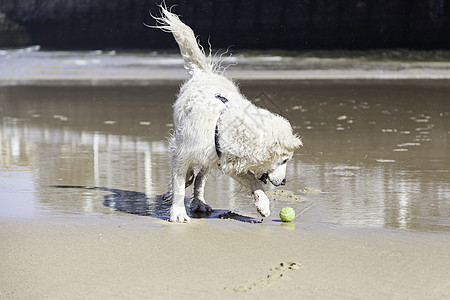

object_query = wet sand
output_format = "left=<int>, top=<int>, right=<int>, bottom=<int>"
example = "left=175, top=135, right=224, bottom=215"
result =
left=1, top=82, right=448, bottom=231
left=1, top=52, right=450, bottom=298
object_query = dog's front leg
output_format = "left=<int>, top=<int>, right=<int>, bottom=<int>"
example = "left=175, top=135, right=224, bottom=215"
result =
left=170, top=171, right=190, bottom=222
left=231, top=172, right=271, bottom=217
left=253, top=189, right=271, bottom=217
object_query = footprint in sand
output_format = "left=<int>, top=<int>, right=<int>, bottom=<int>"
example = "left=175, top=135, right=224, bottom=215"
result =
left=225, top=262, right=302, bottom=292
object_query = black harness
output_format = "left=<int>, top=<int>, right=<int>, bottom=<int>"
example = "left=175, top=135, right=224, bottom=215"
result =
left=214, top=94, right=228, bottom=159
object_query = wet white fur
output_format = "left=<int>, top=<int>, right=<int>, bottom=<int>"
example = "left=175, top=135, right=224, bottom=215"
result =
left=154, top=5, right=302, bottom=222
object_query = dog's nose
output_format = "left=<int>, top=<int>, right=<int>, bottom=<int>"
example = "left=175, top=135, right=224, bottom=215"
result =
left=280, top=179, right=286, bottom=185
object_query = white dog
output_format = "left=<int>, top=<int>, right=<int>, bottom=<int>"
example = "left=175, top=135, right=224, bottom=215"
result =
left=154, top=6, right=302, bottom=222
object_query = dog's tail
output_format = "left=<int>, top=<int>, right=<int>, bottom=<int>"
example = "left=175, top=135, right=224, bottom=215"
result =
left=152, top=5, right=212, bottom=75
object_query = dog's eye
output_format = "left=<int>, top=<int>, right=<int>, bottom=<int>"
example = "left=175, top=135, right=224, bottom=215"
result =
left=282, top=159, right=288, bottom=164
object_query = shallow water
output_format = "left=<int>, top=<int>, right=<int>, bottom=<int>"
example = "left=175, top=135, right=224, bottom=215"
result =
left=2, top=47, right=450, bottom=83
left=0, top=81, right=449, bottom=232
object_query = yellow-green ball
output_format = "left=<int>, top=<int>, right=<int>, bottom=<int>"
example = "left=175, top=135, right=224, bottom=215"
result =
left=280, top=207, right=295, bottom=222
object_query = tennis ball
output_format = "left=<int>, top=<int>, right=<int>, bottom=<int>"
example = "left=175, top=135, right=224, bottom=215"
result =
left=279, top=207, right=295, bottom=222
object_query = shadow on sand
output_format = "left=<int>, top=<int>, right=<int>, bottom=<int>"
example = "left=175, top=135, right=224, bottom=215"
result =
left=52, top=186, right=260, bottom=223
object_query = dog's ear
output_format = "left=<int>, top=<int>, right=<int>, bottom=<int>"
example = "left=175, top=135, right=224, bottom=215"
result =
left=276, top=134, right=302, bottom=151
left=270, top=116, right=303, bottom=151
left=292, top=135, right=303, bottom=149
left=267, top=135, right=302, bottom=160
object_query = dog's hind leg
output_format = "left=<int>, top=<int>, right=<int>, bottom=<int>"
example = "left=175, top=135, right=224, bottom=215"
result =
left=185, top=167, right=195, bottom=188
left=191, top=168, right=213, bottom=213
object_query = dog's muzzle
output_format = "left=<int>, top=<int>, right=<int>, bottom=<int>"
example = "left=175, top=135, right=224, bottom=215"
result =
left=259, top=173, right=286, bottom=186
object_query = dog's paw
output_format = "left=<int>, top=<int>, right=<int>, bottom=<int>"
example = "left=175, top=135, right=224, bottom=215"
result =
left=192, top=199, right=213, bottom=213
left=170, top=206, right=191, bottom=223
left=254, top=190, right=271, bottom=217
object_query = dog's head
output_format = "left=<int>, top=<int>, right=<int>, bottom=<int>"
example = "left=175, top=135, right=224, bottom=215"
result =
left=256, top=120, right=302, bottom=186
left=218, top=105, right=302, bottom=185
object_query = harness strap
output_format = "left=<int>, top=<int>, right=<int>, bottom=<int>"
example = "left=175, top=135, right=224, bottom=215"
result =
left=214, top=94, right=229, bottom=159
left=214, top=123, right=222, bottom=158
left=215, top=94, right=229, bottom=104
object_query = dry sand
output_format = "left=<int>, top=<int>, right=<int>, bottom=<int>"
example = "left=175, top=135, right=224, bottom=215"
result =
left=1, top=216, right=449, bottom=299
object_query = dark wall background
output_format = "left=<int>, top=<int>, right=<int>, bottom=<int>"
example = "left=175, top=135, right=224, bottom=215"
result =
left=1, top=0, right=449, bottom=50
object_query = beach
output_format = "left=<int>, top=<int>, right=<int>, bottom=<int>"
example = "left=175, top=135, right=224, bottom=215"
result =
left=0, top=49, right=449, bottom=299
left=2, top=216, right=450, bottom=299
